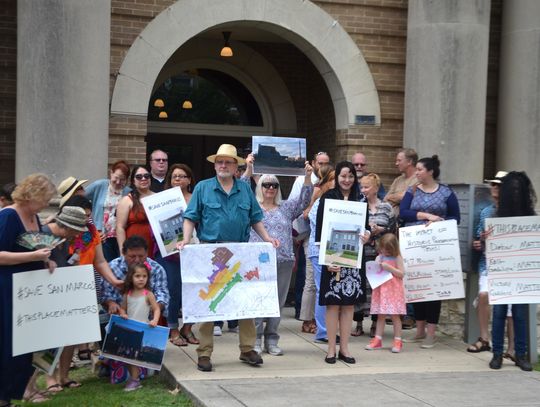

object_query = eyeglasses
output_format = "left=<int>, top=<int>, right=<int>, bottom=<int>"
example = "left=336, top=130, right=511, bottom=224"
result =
left=172, top=174, right=189, bottom=179
left=134, top=173, right=151, bottom=180
left=215, top=160, right=236, bottom=166
left=354, top=163, right=367, bottom=167
left=262, top=183, right=279, bottom=189
left=152, top=158, right=168, bottom=163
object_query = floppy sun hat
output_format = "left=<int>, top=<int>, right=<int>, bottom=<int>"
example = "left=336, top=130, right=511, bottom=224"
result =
left=484, top=171, right=508, bottom=184
left=58, top=176, right=88, bottom=207
left=54, top=206, right=88, bottom=232
left=207, top=144, right=246, bottom=165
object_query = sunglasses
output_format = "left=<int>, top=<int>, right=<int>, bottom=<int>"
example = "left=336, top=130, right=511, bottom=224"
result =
left=134, top=173, right=151, bottom=180
left=262, top=183, right=279, bottom=190
left=152, top=158, right=168, bottom=163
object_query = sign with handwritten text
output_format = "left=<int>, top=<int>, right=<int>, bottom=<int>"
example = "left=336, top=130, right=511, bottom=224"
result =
left=12, top=265, right=100, bottom=356
left=399, top=220, right=464, bottom=303
left=486, top=216, right=540, bottom=304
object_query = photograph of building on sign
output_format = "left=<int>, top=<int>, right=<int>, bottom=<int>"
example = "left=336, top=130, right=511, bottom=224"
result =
left=252, top=135, right=306, bottom=176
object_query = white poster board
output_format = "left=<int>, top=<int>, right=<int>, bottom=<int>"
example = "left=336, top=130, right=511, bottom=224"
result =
left=486, top=216, right=540, bottom=304
left=180, top=242, right=279, bottom=323
left=13, top=265, right=100, bottom=356
left=252, top=135, right=307, bottom=177
left=141, top=187, right=187, bottom=258
left=319, top=199, right=367, bottom=268
left=399, top=220, right=464, bottom=303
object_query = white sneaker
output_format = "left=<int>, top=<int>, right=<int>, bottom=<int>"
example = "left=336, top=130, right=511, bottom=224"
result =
left=254, top=339, right=262, bottom=354
left=213, top=326, right=222, bottom=336
left=265, top=344, right=283, bottom=356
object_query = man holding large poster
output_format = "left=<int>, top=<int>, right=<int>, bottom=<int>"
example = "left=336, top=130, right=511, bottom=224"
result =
left=178, top=144, right=279, bottom=372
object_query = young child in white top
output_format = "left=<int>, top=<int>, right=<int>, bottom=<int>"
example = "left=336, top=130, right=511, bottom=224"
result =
left=119, top=262, right=160, bottom=391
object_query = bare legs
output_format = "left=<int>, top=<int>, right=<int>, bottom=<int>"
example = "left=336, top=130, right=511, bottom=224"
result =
left=325, top=305, right=354, bottom=357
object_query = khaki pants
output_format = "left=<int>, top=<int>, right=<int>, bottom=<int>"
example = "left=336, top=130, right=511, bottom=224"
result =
left=197, top=319, right=256, bottom=358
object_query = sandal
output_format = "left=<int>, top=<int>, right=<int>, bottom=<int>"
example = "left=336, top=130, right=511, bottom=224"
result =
left=78, top=349, right=92, bottom=361
left=467, top=337, right=491, bottom=353
left=181, top=330, right=200, bottom=345
left=24, top=391, right=50, bottom=403
left=351, top=325, right=364, bottom=337
left=169, top=335, right=188, bottom=347
left=503, top=352, right=516, bottom=363
left=46, top=384, right=63, bottom=394
left=301, top=321, right=312, bottom=333
left=61, top=380, right=82, bottom=389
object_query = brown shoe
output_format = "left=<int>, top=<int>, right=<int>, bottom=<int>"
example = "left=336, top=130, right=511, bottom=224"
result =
left=239, top=350, right=263, bottom=365
left=197, top=356, right=212, bottom=372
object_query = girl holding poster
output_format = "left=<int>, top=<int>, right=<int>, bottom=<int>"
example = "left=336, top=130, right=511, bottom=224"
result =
left=365, top=233, right=406, bottom=353
left=315, top=161, right=370, bottom=364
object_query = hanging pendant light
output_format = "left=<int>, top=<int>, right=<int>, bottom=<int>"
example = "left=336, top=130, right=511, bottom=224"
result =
left=182, top=100, right=193, bottom=109
left=153, top=98, right=165, bottom=108
left=220, top=31, right=233, bottom=57
left=158, top=111, right=168, bottom=119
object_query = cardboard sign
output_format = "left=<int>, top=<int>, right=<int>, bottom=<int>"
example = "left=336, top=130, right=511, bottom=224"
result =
left=141, top=187, right=187, bottom=258
left=13, top=265, right=100, bottom=356
left=180, top=242, right=279, bottom=323
left=399, top=220, right=464, bottom=303
left=486, top=216, right=540, bottom=304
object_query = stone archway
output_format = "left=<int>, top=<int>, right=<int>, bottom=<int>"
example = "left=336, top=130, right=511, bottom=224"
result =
left=110, top=0, right=380, bottom=129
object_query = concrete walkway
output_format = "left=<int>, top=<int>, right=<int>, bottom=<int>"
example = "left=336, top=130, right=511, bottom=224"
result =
left=162, top=309, right=540, bottom=406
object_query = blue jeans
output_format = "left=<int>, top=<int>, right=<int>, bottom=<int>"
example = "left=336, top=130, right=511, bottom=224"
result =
left=492, top=303, right=528, bottom=356
left=155, top=252, right=180, bottom=328
left=310, top=255, right=327, bottom=340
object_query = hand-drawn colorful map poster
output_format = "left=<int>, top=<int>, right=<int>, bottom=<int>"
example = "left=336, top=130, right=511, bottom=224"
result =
left=486, top=216, right=540, bottom=305
left=399, top=220, right=464, bottom=303
left=180, top=242, right=279, bottom=323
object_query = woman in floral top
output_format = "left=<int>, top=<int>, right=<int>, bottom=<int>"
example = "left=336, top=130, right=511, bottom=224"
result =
left=249, top=163, right=313, bottom=356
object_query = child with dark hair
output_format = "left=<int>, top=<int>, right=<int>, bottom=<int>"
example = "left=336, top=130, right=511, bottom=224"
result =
left=0, top=183, right=16, bottom=208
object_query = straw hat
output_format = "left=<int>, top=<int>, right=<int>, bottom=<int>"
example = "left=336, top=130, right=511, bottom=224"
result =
left=207, top=144, right=245, bottom=165
left=55, top=206, right=88, bottom=232
left=58, top=176, right=87, bottom=207
left=484, top=171, right=508, bottom=184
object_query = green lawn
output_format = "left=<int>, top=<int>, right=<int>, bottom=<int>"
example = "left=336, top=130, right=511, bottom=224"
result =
left=16, top=365, right=193, bottom=407
left=339, top=252, right=358, bottom=260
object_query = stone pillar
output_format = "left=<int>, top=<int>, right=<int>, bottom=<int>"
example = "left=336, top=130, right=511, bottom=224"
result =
left=497, top=1, right=540, bottom=199
left=403, top=0, right=491, bottom=184
left=16, top=0, right=110, bottom=184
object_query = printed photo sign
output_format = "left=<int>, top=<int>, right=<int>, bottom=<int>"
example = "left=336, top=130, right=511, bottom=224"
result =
left=142, top=187, right=187, bottom=258
left=486, top=216, right=540, bottom=304
left=180, top=242, right=279, bottom=323
left=318, top=199, right=367, bottom=268
left=252, top=135, right=307, bottom=177
left=399, top=220, right=464, bottom=303
left=12, top=265, right=100, bottom=356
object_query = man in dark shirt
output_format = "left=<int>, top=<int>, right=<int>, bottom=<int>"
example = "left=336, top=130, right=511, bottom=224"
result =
left=148, top=149, right=168, bottom=192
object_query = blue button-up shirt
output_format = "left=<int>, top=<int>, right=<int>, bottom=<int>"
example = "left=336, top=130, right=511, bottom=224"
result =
left=101, top=256, right=170, bottom=317
left=183, top=176, right=263, bottom=242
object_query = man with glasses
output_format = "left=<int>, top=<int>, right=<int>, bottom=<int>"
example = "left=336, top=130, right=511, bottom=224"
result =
left=149, top=149, right=169, bottom=192
left=351, top=152, right=386, bottom=199
left=178, top=144, right=279, bottom=372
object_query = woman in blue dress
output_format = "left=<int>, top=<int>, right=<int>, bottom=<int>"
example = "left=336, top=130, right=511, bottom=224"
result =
left=0, top=174, right=56, bottom=406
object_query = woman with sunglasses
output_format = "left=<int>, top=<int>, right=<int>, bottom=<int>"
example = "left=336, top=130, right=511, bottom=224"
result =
left=116, top=165, right=155, bottom=258
left=249, top=163, right=313, bottom=356
left=158, top=163, right=199, bottom=347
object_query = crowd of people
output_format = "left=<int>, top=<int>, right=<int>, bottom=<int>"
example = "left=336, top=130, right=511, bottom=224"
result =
left=0, top=143, right=537, bottom=404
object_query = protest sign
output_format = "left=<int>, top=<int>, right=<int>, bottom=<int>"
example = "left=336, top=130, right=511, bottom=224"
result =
left=141, top=187, right=187, bottom=258
left=102, top=315, right=169, bottom=370
left=486, top=216, right=540, bottom=304
left=366, top=260, right=393, bottom=289
left=12, top=265, right=100, bottom=356
left=399, top=220, right=464, bottom=303
left=180, top=242, right=279, bottom=323
left=252, top=135, right=307, bottom=176
left=319, top=199, right=367, bottom=268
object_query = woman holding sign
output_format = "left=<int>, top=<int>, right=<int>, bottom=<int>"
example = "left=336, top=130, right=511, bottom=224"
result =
left=489, top=171, right=537, bottom=372
left=399, top=155, right=460, bottom=348
left=315, top=161, right=370, bottom=364
left=0, top=174, right=56, bottom=406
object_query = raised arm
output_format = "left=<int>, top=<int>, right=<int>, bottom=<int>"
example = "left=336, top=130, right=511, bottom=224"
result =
left=115, top=195, right=132, bottom=253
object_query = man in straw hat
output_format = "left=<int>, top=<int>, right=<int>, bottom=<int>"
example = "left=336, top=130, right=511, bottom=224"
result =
left=178, top=144, right=280, bottom=372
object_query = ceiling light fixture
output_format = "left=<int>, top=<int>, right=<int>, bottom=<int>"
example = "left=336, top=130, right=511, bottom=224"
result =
left=158, top=111, right=168, bottom=119
left=153, top=98, right=164, bottom=108
left=220, top=31, right=233, bottom=57
left=182, top=100, right=193, bottom=109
